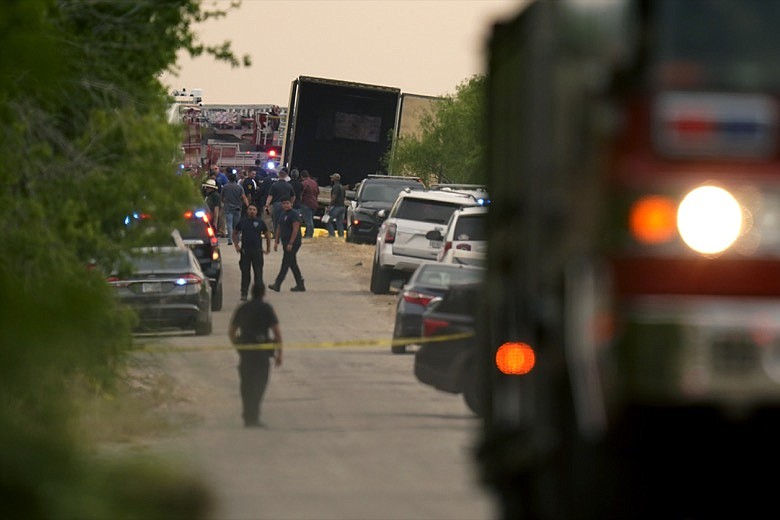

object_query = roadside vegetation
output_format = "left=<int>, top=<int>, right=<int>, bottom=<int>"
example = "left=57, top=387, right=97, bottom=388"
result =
left=0, top=1, right=247, bottom=517
left=384, top=74, right=486, bottom=185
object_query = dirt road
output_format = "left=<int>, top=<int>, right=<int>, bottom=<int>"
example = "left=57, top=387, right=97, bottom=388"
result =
left=132, top=236, right=496, bottom=520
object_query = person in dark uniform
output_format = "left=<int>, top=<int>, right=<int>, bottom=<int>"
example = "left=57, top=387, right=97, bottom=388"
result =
left=232, top=204, right=271, bottom=301
left=289, top=168, right=303, bottom=210
left=228, top=283, right=282, bottom=427
left=265, top=168, right=295, bottom=233
left=268, top=197, right=305, bottom=292
left=240, top=169, right=258, bottom=216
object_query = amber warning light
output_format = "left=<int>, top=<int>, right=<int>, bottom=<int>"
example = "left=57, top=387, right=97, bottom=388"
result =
left=495, top=342, right=536, bottom=375
left=629, top=195, right=677, bottom=245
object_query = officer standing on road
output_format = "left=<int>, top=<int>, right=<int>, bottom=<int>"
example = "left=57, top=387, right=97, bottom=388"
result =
left=228, top=283, right=282, bottom=428
left=268, top=197, right=305, bottom=292
left=233, top=204, right=271, bottom=301
left=265, top=167, right=295, bottom=233
left=240, top=169, right=258, bottom=216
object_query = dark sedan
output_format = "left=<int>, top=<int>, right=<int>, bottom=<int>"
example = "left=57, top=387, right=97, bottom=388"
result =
left=414, top=282, right=482, bottom=415
left=391, top=263, right=483, bottom=354
left=180, top=209, right=223, bottom=311
left=108, top=247, right=213, bottom=335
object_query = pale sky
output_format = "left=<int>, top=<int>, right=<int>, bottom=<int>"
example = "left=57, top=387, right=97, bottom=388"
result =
left=161, top=0, right=524, bottom=107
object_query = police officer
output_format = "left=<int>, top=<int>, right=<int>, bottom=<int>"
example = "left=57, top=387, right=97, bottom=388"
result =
left=228, top=283, right=283, bottom=427
left=268, top=197, right=305, bottom=292
left=232, top=204, right=271, bottom=301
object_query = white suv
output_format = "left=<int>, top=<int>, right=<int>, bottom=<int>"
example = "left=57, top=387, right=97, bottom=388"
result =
left=429, top=205, right=487, bottom=266
left=370, top=187, right=488, bottom=294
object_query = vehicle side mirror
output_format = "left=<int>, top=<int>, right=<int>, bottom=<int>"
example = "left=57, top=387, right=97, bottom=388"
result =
left=425, top=230, right=443, bottom=241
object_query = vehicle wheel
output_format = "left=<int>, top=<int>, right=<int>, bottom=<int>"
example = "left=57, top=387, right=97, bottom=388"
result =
left=370, top=259, right=392, bottom=294
left=195, top=318, right=212, bottom=336
left=391, top=342, right=407, bottom=354
left=345, top=223, right=355, bottom=243
left=461, top=363, right=484, bottom=416
left=211, top=283, right=223, bottom=311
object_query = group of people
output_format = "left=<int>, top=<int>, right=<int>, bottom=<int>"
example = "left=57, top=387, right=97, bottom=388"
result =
left=203, top=162, right=349, bottom=301
left=217, top=165, right=350, bottom=429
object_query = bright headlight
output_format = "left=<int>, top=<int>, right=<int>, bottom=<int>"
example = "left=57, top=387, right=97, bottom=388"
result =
left=677, top=186, right=742, bottom=254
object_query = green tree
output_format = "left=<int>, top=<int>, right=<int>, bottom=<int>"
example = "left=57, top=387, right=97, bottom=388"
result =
left=385, top=75, right=486, bottom=185
left=0, top=1, right=248, bottom=517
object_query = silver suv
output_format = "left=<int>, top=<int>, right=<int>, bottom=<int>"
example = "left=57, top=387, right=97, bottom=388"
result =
left=370, top=186, right=488, bottom=294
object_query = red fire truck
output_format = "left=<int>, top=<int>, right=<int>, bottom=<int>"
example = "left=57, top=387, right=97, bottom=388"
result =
left=480, top=0, right=780, bottom=517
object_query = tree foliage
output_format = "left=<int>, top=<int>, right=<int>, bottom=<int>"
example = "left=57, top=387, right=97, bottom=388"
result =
left=0, top=1, right=248, bottom=516
left=385, top=75, right=486, bottom=185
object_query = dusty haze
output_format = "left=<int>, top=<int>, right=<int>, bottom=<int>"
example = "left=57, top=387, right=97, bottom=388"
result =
left=161, top=0, right=523, bottom=106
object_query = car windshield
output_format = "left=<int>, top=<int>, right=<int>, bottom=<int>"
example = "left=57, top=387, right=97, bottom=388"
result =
left=416, top=266, right=484, bottom=287
left=362, top=183, right=421, bottom=203
left=126, top=251, right=191, bottom=271
left=453, top=214, right=487, bottom=241
left=396, top=199, right=462, bottom=224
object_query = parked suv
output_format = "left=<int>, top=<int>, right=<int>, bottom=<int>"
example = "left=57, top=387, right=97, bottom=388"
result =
left=180, top=209, right=223, bottom=311
left=346, top=175, right=425, bottom=244
left=427, top=205, right=488, bottom=266
left=370, top=187, right=488, bottom=294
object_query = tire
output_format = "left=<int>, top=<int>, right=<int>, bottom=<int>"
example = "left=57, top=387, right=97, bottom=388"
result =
left=195, top=317, right=212, bottom=336
left=211, top=282, right=223, bottom=311
left=345, top=222, right=355, bottom=243
left=370, top=259, right=392, bottom=294
left=391, top=342, right=407, bottom=354
left=461, top=363, right=484, bottom=416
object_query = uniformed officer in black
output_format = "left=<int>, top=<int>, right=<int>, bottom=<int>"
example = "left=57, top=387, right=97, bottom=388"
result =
left=268, top=197, right=305, bottom=292
left=232, top=204, right=271, bottom=301
left=240, top=169, right=258, bottom=216
left=228, top=283, right=283, bottom=427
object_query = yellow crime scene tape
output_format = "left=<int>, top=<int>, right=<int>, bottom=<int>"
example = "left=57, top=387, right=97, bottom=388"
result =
left=131, top=332, right=475, bottom=354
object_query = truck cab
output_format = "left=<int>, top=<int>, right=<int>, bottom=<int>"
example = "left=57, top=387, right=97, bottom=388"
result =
left=479, top=0, right=780, bottom=517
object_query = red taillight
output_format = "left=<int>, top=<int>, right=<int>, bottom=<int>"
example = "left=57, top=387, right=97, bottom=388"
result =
left=206, top=225, right=218, bottom=247
left=178, top=274, right=203, bottom=285
left=184, top=210, right=194, bottom=219
left=402, top=290, right=434, bottom=307
left=441, top=241, right=452, bottom=255
left=495, top=342, right=536, bottom=375
left=423, top=318, right=450, bottom=337
left=106, top=277, right=129, bottom=288
left=384, top=223, right=397, bottom=244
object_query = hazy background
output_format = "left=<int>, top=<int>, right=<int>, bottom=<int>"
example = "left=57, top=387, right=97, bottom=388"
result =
left=161, top=0, right=523, bottom=106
